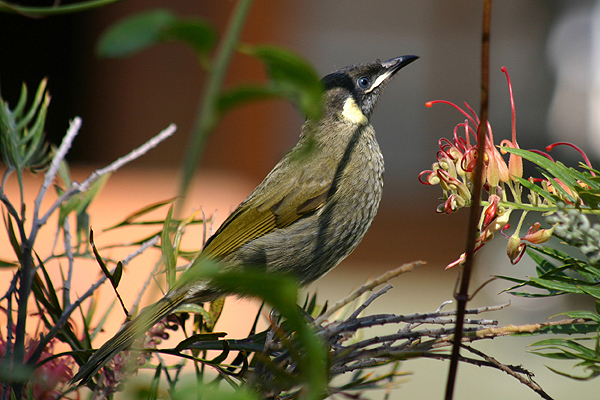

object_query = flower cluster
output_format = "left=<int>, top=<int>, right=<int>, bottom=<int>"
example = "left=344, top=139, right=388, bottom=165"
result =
left=0, top=320, right=75, bottom=400
left=420, top=67, right=556, bottom=267
left=94, top=314, right=180, bottom=396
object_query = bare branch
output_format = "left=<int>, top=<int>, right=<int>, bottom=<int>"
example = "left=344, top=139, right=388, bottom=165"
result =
left=315, top=261, right=422, bottom=325
left=37, top=124, right=177, bottom=228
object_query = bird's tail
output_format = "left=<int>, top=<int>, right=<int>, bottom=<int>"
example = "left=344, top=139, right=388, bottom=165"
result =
left=70, top=290, right=187, bottom=386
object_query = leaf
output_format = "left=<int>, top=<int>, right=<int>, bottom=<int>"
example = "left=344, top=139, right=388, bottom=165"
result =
left=178, top=262, right=328, bottom=397
left=161, top=205, right=176, bottom=288
left=3, top=211, right=22, bottom=260
left=240, top=44, right=324, bottom=120
left=148, top=363, right=162, bottom=400
left=90, top=228, right=128, bottom=315
left=174, top=332, right=227, bottom=352
left=556, top=310, right=600, bottom=323
left=529, top=276, right=589, bottom=294
left=35, top=253, right=61, bottom=317
left=205, top=297, right=225, bottom=332
left=58, top=173, right=110, bottom=228
left=511, top=175, right=556, bottom=203
left=97, top=9, right=177, bottom=58
left=97, top=10, right=216, bottom=59
left=171, top=303, right=212, bottom=324
left=0, top=259, right=17, bottom=267
left=90, top=299, right=118, bottom=341
left=165, top=18, right=216, bottom=55
left=112, top=261, right=123, bottom=287
left=103, top=197, right=178, bottom=231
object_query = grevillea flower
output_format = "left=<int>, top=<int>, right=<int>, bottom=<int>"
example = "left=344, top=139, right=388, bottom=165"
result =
left=420, top=67, right=523, bottom=268
left=505, top=222, right=555, bottom=264
left=498, top=66, right=523, bottom=180
left=419, top=68, right=521, bottom=217
left=95, top=314, right=180, bottom=395
left=0, top=321, right=75, bottom=400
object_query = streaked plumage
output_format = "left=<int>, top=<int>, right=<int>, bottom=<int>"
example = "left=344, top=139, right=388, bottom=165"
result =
left=70, top=55, right=418, bottom=385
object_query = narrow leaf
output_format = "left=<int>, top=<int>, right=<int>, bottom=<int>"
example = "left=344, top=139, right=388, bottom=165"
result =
left=97, top=9, right=176, bottom=58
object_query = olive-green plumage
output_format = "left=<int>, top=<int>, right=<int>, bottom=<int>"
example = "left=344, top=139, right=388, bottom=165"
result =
left=70, top=55, right=418, bottom=385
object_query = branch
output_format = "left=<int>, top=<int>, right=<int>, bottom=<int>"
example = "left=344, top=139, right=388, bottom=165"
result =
left=315, top=261, right=422, bottom=325
left=37, top=124, right=176, bottom=228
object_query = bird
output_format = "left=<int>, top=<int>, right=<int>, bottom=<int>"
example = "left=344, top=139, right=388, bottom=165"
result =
left=70, top=54, right=418, bottom=385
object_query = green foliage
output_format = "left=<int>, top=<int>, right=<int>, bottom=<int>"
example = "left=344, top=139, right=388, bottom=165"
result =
left=529, top=337, right=600, bottom=380
left=503, top=147, right=600, bottom=211
left=499, top=246, right=600, bottom=298
left=97, top=9, right=216, bottom=59
left=0, top=79, right=52, bottom=179
left=494, top=147, right=600, bottom=381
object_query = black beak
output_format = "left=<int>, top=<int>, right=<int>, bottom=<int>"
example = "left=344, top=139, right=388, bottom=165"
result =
left=382, top=55, right=419, bottom=75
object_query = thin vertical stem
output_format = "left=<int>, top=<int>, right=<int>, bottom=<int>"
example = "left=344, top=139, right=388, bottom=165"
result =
left=445, top=1, right=492, bottom=399
left=178, top=0, right=254, bottom=200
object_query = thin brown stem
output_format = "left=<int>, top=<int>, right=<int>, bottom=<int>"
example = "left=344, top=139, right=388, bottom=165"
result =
left=445, top=1, right=492, bottom=399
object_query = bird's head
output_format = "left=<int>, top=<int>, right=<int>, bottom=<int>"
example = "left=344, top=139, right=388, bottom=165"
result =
left=321, top=55, right=418, bottom=124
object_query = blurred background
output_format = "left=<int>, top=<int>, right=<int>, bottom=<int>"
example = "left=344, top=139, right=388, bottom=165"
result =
left=2, top=0, right=600, bottom=398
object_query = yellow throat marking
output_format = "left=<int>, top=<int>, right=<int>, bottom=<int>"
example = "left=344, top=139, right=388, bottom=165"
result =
left=342, top=97, right=368, bottom=125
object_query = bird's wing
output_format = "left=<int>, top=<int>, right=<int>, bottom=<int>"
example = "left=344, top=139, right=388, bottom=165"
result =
left=202, top=171, right=333, bottom=258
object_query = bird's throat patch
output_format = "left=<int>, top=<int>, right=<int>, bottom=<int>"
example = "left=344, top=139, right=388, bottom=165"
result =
left=342, top=97, right=368, bottom=125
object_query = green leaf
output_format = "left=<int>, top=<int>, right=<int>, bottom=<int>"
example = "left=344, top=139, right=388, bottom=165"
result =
left=529, top=277, right=584, bottom=294
left=102, top=197, right=177, bottom=230
left=97, top=10, right=216, bottom=59
left=3, top=212, right=22, bottom=260
left=171, top=303, right=211, bottom=323
left=97, top=10, right=177, bottom=58
left=166, top=18, right=216, bottom=55
left=112, top=261, right=123, bottom=287
left=90, top=228, right=128, bottom=315
left=90, top=299, right=117, bottom=341
left=0, top=259, right=17, bottom=267
left=148, top=363, right=162, bottom=400
left=511, top=175, right=556, bottom=204
left=35, top=253, right=61, bottom=316
left=205, top=297, right=225, bottom=332
left=58, top=173, right=110, bottom=228
left=174, top=332, right=227, bottom=352
left=161, top=205, right=176, bottom=288
left=170, top=384, right=260, bottom=400
left=178, top=260, right=328, bottom=398
left=241, top=44, right=324, bottom=120
left=557, top=310, right=600, bottom=323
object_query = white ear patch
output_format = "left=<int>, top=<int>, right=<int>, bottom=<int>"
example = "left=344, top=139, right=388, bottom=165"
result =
left=364, top=69, right=394, bottom=94
left=342, top=97, right=368, bottom=125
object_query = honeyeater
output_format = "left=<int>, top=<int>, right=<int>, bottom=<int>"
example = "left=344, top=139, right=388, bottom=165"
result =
left=71, top=54, right=418, bottom=385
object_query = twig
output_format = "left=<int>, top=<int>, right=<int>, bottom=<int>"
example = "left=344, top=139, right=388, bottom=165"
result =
left=62, top=216, right=74, bottom=308
left=462, top=345, right=554, bottom=400
left=325, top=303, right=507, bottom=337
left=32, top=117, right=81, bottom=240
left=26, top=236, right=162, bottom=365
left=24, top=124, right=174, bottom=366
left=315, top=261, right=421, bottom=325
left=347, top=284, right=393, bottom=320
left=37, top=123, right=176, bottom=228
left=446, top=1, right=492, bottom=399
left=121, top=234, right=160, bottom=267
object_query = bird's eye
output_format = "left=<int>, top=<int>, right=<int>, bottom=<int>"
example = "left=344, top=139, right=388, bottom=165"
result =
left=357, top=76, right=371, bottom=89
